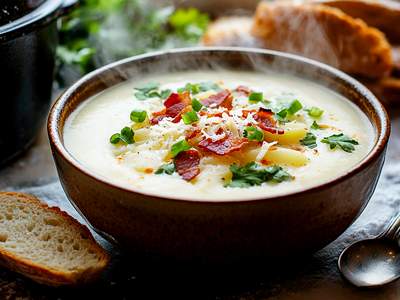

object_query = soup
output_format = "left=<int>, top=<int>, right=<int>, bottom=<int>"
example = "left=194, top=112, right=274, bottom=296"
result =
left=64, top=71, right=374, bottom=200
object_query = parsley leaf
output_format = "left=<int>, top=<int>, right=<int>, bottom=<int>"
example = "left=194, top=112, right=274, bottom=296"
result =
left=130, top=110, right=147, bottom=123
left=321, top=133, right=359, bottom=153
left=300, top=132, right=317, bottom=149
left=243, top=126, right=264, bottom=142
left=311, top=121, right=320, bottom=130
left=134, top=82, right=170, bottom=100
left=155, top=162, right=176, bottom=175
left=182, top=111, right=199, bottom=124
left=306, top=106, right=324, bottom=118
left=171, top=140, right=191, bottom=157
left=225, top=162, right=292, bottom=188
left=110, top=127, right=134, bottom=145
left=178, top=81, right=221, bottom=94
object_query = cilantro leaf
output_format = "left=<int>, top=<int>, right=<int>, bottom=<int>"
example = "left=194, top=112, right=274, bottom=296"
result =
left=130, top=110, right=147, bottom=123
left=225, top=162, right=292, bottom=188
left=321, top=133, right=359, bottom=153
left=300, top=132, right=317, bottom=149
left=171, top=140, right=191, bottom=157
left=182, top=111, right=199, bottom=124
left=243, top=126, right=264, bottom=142
left=306, top=106, right=324, bottom=118
left=155, top=162, right=176, bottom=175
left=110, top=127, right=134, bottom=145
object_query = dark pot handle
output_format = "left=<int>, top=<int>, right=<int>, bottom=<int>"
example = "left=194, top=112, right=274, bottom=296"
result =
left=58, top=0, right=79, bottom=17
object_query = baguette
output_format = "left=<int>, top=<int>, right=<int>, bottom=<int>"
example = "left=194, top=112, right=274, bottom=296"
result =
left=0, top=192, right=109, bottom=286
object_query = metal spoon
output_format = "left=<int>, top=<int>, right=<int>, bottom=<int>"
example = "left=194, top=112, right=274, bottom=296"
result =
left=338, top=213, right=400, bottom=288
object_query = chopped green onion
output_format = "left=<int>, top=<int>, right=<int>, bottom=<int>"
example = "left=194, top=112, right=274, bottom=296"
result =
left=130, top=110, right=147, bottom=123
left=243, top=126, right=264, bottom=142
left=192, top=98, right=203, bottom=112
left=171, top=140, right=191, bottom=157
left=182, top=111, right=199, bottom=124
left=288, top=100, right=303, bottom=115
left=307, top=106, right=324, bottom=118
left=249, top=92, right=263, bottom=102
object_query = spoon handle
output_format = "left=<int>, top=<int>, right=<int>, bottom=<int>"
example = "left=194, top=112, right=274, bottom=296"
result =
left=381, top=213, right=400, bottom=241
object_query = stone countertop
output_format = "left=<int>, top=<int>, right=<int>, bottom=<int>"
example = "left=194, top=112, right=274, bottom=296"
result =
left=0, top=108, right=399, bottom=300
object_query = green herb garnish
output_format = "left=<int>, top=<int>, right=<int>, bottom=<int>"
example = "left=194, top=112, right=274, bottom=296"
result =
left=306, top=106, right=324, bottom=118
left=276, top=99, right=303, bottom=121
left=134, top=82, right=171, bottom=100
left=300, top=132, right=317, bottom=149
left=243, top=126, right=264, bottom=142
left=110, top=127, right=134, bottom=145
left=311, top=121, right=321, bottom=130
left=182, top=111, right=199, bottom=124
left=155, top=162, right=176, bottom=175
left=171, top=140, right=191, bottom=157
left=130, top=110, right=147, bottom=123
left=192, top=98, right=203, bottom=112
left=178, top=81, right=220, bottom=94
left=321, top=133, right=359, bottom=153
left=248, top=92, right=263, bottom=102
left=226, top=162, right=292, bottom=188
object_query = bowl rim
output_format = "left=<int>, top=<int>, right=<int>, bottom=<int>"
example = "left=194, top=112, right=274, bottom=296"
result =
left=48, top=46, right=391, bottom=204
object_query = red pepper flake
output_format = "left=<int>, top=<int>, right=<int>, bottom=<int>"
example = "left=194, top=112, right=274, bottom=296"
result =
left=198, top=133, right=248, bottom=156
left=254, top=108, right=284, bottom=134
left=201, top=90, right=233, bottom=110
left=174, top=149, right=201, bottom=181
left=235, top=85, right=251, bottom=96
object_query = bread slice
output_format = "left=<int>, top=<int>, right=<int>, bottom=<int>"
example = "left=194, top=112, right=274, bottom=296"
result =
left=202, top=16, right=260, bottom=47
left=0, top=192, right=109, bottom=286
left=317, top=0, right=400, bottom=44
left=251, top=1, right=393, bottom=79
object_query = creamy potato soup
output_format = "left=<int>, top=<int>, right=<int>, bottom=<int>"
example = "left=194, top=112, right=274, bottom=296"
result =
left=64, top=71, right=374, bottom=200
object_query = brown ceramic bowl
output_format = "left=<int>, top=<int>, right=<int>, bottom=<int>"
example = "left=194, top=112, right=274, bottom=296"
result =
left=48, top=48, right=390, bottom=264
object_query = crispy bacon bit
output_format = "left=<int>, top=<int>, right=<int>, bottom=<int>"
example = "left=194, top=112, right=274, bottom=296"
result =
left=201, top=90, right=233, bottom=110
left=254, top=108, right=284, bottom=135
left=235, top=85, right=251, bottom=96
left=198, top=134, right=248, bottom=156
left=151, top=92, right=191, bottom=124
left=241, top=109, right=256, bottom=119
left=174, top=150, right=200, bottom=181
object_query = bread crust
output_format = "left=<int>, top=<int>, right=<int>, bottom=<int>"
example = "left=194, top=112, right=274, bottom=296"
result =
left=0, top=192, right=109, bottom=286
left=318, top=0, right=400, bottom=44
left=251, top=2, right=393, bottom=78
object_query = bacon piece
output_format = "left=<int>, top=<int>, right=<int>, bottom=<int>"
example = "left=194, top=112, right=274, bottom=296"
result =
left=151, top=92, right=191, bottom=124
left=201, top=90, right=233, bottom=110
left=235, top=85, right=251, bottom=96
left=254, top=108, right=284, bottom=134
left=174, top=150, right=201, bottom=181
left=198, top=134, right=248, bottom=156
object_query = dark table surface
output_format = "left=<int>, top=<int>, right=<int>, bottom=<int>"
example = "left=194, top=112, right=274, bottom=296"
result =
left=0, top=103, right=399, bottom=299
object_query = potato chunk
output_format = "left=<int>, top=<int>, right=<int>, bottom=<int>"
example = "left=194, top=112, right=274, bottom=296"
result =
left=264, top=147, right=308, bottom=167
left=264, top=123, right=307, bottom=144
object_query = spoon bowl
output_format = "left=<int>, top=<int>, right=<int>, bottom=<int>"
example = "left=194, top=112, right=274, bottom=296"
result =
left=339, top=238, right=400, bottom=287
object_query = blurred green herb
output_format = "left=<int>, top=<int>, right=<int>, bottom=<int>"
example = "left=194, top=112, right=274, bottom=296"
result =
left=57, top=0, right=209, bottom=84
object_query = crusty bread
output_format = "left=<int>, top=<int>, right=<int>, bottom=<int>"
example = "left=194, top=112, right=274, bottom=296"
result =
left=0, top=192, right=109, bottom=286
left=317, top=0, right=400, bottom=44
left=251, top=1, right=393, bottom=78
left=202, top=16, right=260, bottom=47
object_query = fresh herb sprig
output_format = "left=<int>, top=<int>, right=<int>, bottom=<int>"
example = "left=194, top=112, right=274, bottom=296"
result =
left=226, top=162, right=292, bottom=188
left=134, top=82, right=171, bottom=100
left=321, top=133, right=359, bottom=153
left=300, top=132, right=317, bottom=149
left=155, top=162, right=176, bottom=175
left=110, top=127, right=134, bottom=145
